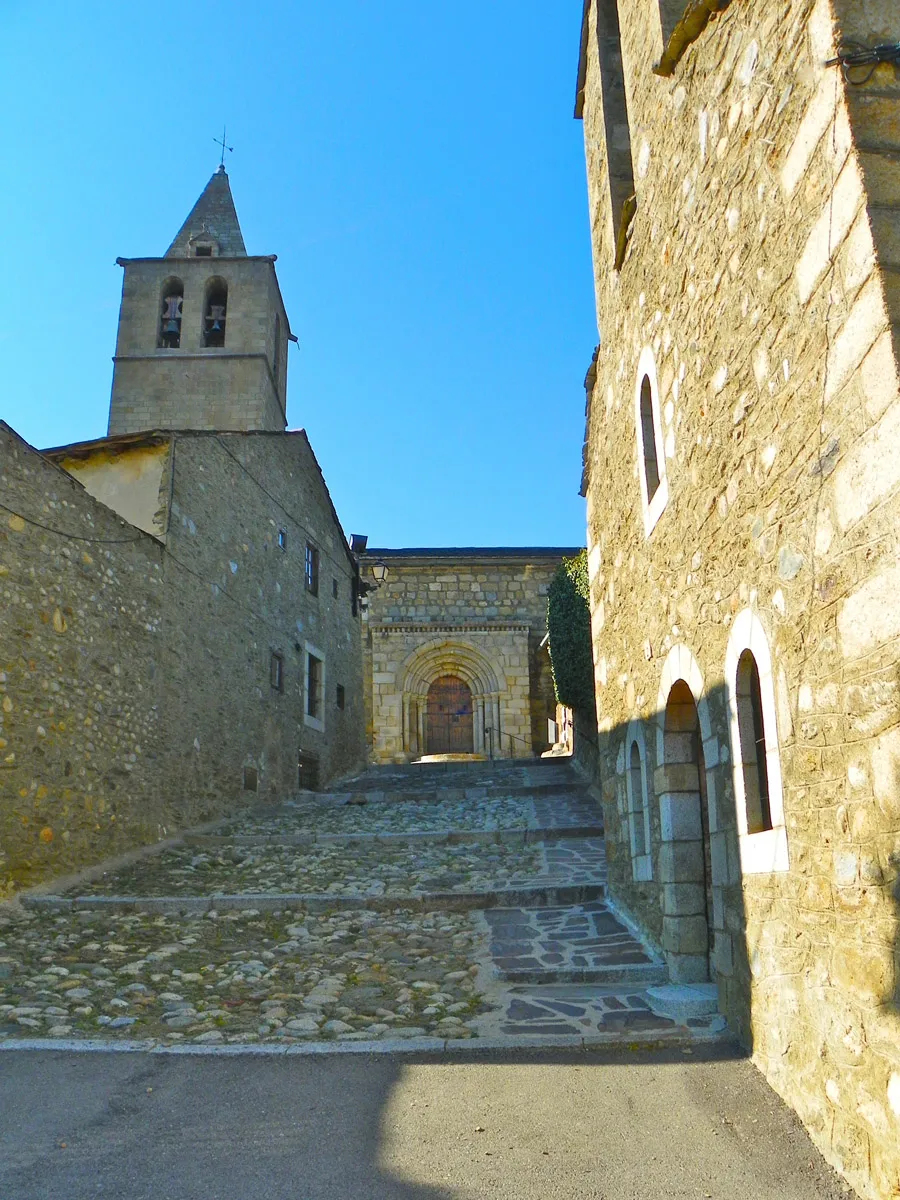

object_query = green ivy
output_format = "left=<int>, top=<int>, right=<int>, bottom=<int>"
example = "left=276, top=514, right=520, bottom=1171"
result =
left=547, top=550, right=596, bottom=715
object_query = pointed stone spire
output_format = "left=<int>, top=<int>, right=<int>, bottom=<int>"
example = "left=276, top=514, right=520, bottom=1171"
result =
left=165, top=165, right=247, bottom=258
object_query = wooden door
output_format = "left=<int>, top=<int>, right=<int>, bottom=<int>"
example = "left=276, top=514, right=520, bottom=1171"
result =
left=426, top=676, right=474, bottom=754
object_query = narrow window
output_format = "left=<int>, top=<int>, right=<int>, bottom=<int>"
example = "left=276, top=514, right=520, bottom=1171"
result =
left=305, top=544, right=319, bottom=595
left=277, top=528, right=287, bottom=551
left=595, top=1, right=637, bottom=270
left=307, top=653, right=322, bottom=718
left=629, top=741, right=647, bottom=856
left=336, top=684, right=346, bottom=710
left=203, top=278, right=228, bottom=348
left=736, top=650, right=773, bottom=833
left=270, top=651, right=284, bottom=693
left=332, top=577, right=339, bottom=599
left=242, top=765, right=258, bottom=792
left=158, top=278, right=184, bottom=349
left=658, top=0, right=684, bottom=43
left=639, top=375, right=661, bottom=501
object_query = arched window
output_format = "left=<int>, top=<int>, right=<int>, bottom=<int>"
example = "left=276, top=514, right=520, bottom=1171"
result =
left=158, top=278, right=184, bottom=349
left=725, top=610, right=789, bottom=874
left=203, top=278, right=228, bottom=348
left=735, top=651, right=773, bottom=834
left=634, top=347, right=669, bottom=535
left=625, top=722, right=653, bottom=881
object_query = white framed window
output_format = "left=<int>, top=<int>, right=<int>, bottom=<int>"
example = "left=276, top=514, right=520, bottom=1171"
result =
left=634, top=346, right=669, bottom=536
left=725, top=609, right=789, bottom=874
left=625, top=719, right=653, bottom=881
left=303, top=642, right=326, bottom=733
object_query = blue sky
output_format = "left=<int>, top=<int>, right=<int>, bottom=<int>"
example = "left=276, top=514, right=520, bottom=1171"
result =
left=0, top=1, right=596, bottom=548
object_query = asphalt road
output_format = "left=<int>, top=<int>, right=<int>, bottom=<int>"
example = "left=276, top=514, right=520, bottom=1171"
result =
left=0, top=1045, right=853, bottom=1199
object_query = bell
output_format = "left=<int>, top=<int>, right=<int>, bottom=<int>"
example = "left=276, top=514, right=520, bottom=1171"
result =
left=163, top=320, right=180, bottom=335
left=209, top=318, right=223, bottom=332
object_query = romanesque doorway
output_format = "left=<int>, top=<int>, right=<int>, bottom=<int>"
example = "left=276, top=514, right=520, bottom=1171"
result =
left=662, top=680, right=714, bottom=981
left=426, top=675, right=474, bottom=755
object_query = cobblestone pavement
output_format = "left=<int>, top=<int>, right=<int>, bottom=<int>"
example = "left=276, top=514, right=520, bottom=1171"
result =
left=0, top=759, right=726, bottom=1051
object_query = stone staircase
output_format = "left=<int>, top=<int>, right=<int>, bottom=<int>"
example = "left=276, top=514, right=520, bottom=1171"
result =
left=0, top=758, right=726, bottom=1051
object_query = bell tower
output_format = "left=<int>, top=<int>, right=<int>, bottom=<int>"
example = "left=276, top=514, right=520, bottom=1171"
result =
left=108, top=166, right=292, bottom=435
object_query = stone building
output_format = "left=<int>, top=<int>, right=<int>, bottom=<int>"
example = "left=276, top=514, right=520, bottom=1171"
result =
left=576, top=1, right=900, bottom=1195
left=358, top=547, right=580, bottom=762
left=0, top=169, right=365, bottom=891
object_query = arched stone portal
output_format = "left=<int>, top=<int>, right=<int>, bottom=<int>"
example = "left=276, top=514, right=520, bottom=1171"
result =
left=397, top=638, right=505, bottom=760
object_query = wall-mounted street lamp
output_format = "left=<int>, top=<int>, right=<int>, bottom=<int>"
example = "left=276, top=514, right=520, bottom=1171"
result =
left=371, top=561, right=389, bottom=587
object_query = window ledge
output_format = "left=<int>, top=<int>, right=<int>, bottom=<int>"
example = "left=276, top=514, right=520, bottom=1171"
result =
left=643, top=476, right=669, bottom=537
left=303, top=713, right=325, bottom=733
left=738, top=826, right=789, bottom=875
left=632, top=854, right=654, bottom=882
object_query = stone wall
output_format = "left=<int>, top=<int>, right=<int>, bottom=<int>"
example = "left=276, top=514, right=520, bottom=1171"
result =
left=0, top=423, right=366, bottom=892
left=359, top=551, right=577, bottom=762
left=109, top=257, right=288, bottom=435
left=578, top=1, right=900, bottom=1195
left=0, top=422, right=164, bottom=890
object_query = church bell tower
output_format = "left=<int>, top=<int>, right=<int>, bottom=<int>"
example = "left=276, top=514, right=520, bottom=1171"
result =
left=108, top=165, right=292, bottom=435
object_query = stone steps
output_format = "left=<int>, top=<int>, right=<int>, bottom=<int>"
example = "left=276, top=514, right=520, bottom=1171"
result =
left=183, top=824, right=606, bottom=849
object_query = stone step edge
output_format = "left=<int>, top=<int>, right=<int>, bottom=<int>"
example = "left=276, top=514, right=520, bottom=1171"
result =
left=0, top=1026, right=731, bottom=1058
left=496, top=963, right=668, bottom=985
left=285, top=781, right=588, bottom=805
left=187, top=825, right=606, bottom=848
left=21, top=883, right=608, bottom=915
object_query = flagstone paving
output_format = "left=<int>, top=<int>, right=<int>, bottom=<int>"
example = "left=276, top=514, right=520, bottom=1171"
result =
left=0, top=759, right=727, bottom=1051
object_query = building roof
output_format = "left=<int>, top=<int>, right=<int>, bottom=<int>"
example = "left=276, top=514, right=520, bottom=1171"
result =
left=360, top=547, right=584, bottom=560
left=165, top=166, right=247, bottom=258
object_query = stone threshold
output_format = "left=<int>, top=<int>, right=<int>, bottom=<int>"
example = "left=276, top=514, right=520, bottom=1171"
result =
left=185, top=825, right=606, bottom=849
left=496, top=962, right=668, bottom=986
left=0, top=1027, right=733, bottom=1058
left=22, top=882, right=607, bottom=915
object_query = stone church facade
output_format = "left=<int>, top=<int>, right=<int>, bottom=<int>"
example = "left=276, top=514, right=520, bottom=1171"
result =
left=0, top=169, right=366, bottom=891
left=358, top=548, right=578, bottom=762
left=576, top=1, right=900, bottom=1195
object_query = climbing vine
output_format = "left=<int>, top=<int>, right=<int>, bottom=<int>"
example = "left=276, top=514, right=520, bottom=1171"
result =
left=547, top=550, right=596, bottom=716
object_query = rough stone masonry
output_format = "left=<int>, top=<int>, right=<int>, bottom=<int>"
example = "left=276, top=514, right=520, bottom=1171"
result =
left=577, top=0, right=900, bottom=1196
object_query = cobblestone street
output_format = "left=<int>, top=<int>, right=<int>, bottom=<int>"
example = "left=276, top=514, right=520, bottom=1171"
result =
left=0, top=760, right=724, bottom=1052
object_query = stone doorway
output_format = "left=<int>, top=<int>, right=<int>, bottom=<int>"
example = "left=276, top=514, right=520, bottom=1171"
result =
left=426, top=675, right=474, bottom=755
left=659, top=679, right=714, bottom=983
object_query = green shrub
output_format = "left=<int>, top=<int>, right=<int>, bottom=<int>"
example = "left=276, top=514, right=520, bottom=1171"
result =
left=547, top=550, right=595, bottom=715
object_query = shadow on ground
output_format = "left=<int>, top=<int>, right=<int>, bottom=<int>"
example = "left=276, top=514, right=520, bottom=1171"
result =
left=0, top=1045, right=853, bottom=1200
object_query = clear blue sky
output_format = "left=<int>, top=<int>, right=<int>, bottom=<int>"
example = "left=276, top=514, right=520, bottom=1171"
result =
left=0, top=1, right=596, bottom=548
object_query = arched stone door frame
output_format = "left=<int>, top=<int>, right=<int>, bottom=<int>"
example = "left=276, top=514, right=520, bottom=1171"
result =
left=398, top=638, right=503, bottom=759
left=654, top=644, right=724, bottom=984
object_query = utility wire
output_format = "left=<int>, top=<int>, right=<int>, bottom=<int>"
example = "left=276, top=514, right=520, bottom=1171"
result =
left=213, top=436, right=355, bottom=580
left=0, top=500, right=147, bottom=545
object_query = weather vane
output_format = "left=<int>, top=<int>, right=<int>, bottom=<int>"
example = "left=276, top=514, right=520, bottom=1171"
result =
left=213, top=125, right=234, bottom=168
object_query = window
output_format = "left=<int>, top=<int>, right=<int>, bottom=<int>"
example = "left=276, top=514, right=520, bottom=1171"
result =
left=270, top=651, right=284, bottom=693
left=194, top=245, right=213, bottom=257
left=332, top=577, right=339, bottom=599
left=305, top=544, right=319, bottom=595
left=158, top=278, right=184, bottom=349
left=594, top=0, right=636, bottom=270
left=735, top=651, right=773, bottom=834
left=309, top=652, right=321, bottom=715
left=634, top=347, right=669, bottom=536
left=242, top=765, right=258, bottom=792
left=640, top=378, right=661, bottom=501
left=203, top=277, right=228, bottom=348
left=336, top=684, right=345, bottom=710
left=277, top=528, right=287, bottom=551
left=725, top=610, right=789, bottom=874
left=625, top=723, right=653, bottom=881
